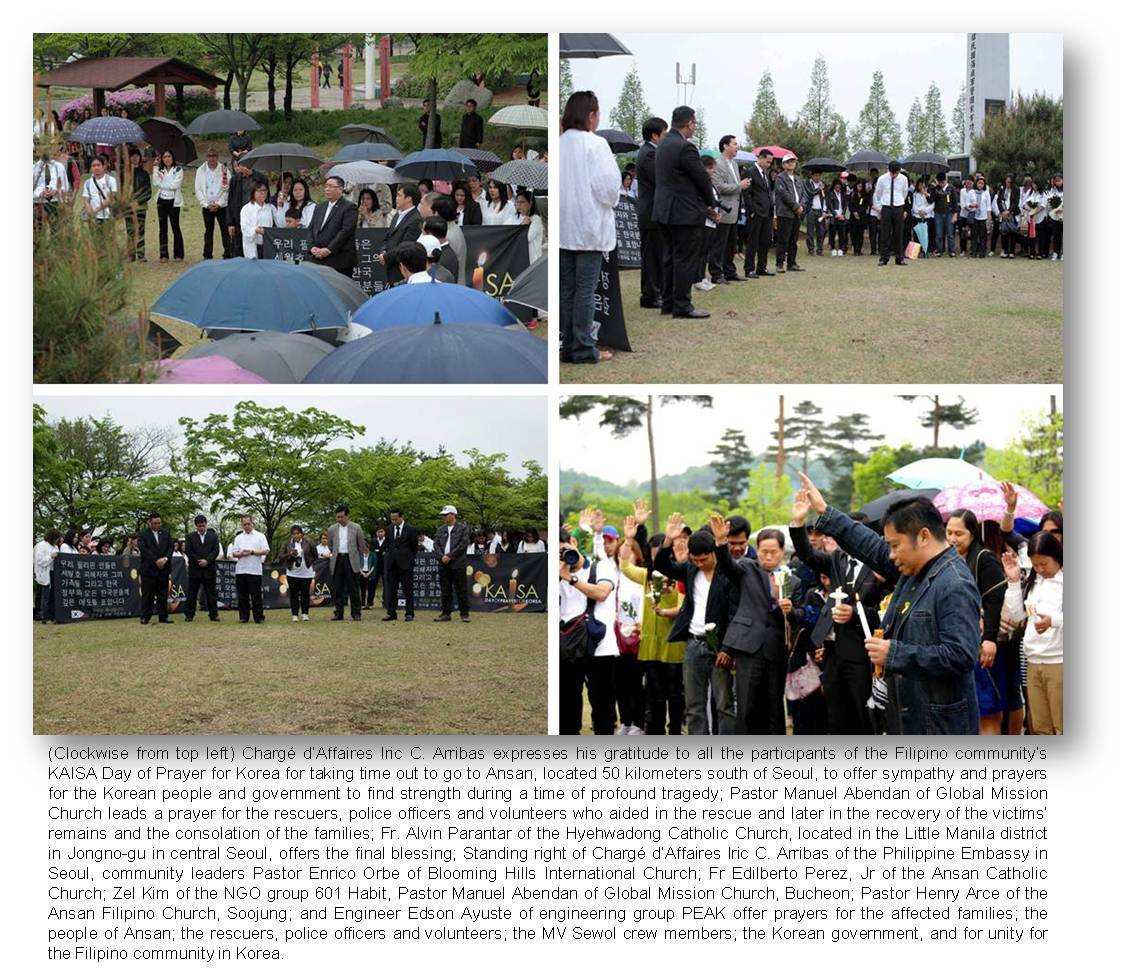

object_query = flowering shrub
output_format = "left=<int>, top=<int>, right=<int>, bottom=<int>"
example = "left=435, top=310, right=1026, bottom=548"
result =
left=60, top=87, right=217, bottom=122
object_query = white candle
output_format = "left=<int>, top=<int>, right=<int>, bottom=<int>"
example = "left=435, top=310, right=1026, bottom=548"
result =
left=855, top=593, right=873, bottom=640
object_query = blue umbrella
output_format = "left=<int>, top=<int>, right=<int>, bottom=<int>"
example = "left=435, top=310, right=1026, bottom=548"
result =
left=151, top=260, right=351, bottom=339
left=352, top=280, right=520, bottom=332
left=302, top=320, right=547, bottom=384
left=395, top=149, right=478, bottom=181
left=888, top=457, right=991, bottom=490
left=330, top=141, right=403, bottom=164
left=71, top=117, right=145, bottom=144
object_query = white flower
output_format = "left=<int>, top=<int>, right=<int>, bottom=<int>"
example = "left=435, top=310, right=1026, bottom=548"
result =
left=651, top=570, right=665, bottom=582
left=704, top=622, right=717, bottom=633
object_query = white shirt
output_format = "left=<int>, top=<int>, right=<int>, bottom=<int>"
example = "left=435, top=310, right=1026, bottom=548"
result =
left=229, top=530, right=269, bottom=575
left=482, top=198, right=517, bottom=226
left=560, top=567, right=588, bottom=622
left=406, top=270, right=433, bottom=285
left=559, top=128, right=621, bottom=252
left=152, top=165, right=184, bottom=206
left=83, top=173, right=117, bottom=219
left=616, top=571, right=644, bottom=635
left=592, top=560, right=619, bottom=657
left=320, top=198, right=337, bottom=230
left=274, top=199, right=314, bottom=228
left=33, top=160, right=69, bottom=201
left=518, top=539, right=546, bottom=553
left=1020, top=189, right=1046, bottom=224
left=337, top=524, right=350, bottom=554
left=316, top=544, right=331, bottom=559
left=286, top=540, right=314, bottom=579
left=34, top=540, right=57, bottom=586
left=195, top=161, right=229, bottom=208
left=1005, top=570, right=1063, bottom=664
left=873, top=172, right=909, bottom=208
left=240, top=201, right=274, bottom=258
left=690, top=570, right=711, bottom=637
left=911, top=191, right=935, bottom=220
left=522, top=214, right=544, bottom=264
left=392, top=205, right=417, bottom=228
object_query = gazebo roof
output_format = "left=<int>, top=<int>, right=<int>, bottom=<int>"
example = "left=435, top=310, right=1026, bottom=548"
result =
left=37, top=57, right=223, bottom=91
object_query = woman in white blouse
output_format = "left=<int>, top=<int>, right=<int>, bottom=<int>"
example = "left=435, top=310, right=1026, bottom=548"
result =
left=481, top=179, right=517, bottom=225
left=517, top=529, right=546, bottom=554
left=1002, top=531, right=1064, bottom=734
left=240, top=181, right=274, bottom=259
left=514, top=189, right=544, bottom=264
left=274, top=177, right=315, bottom=228
left=969, top=176, right=991, bottom=258
left=1020, top=178, right=1046, bottom=259
left=910, top=178, right=935, bottom=258
left=152, top=150, right=185, bottom=262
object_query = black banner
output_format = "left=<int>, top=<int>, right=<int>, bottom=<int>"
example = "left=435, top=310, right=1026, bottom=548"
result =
left=461, top=225, right=530, bottom=301
left=262, top=227, right=312, bottom=263
left=613, top=196, right=641, bottom=268
left=352, top=228, right=390, bottom=296
left=593, top=248, right=632, bottom=352
left=51, top=553, right=545, bottom=623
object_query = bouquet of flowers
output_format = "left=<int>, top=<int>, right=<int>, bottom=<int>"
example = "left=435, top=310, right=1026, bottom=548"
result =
left=703, top=621, right=720, bottom=653
left=649, top=570, right=666, bottom=608
left=1047, top=195, right=1063, bottom=221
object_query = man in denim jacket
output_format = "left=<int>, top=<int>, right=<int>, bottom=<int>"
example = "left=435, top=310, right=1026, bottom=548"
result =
left=795, top=474, right=981, bottom=734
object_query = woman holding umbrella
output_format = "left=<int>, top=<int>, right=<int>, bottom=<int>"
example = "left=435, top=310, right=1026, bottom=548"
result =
left=152, top=149, right=186, bottom=262
left=240, top=180, right=274, bottom=259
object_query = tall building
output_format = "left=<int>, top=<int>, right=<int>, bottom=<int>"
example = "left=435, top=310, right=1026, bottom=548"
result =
left=966, top=33, right=1010, bottom=171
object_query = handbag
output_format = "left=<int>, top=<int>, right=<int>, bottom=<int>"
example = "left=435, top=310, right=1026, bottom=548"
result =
left=785, top=653, right=823, bottom=701
left=904, top=241, right=921, bottom=260
left=560, top=613, right=588, bottom=664
left=612, top=577, right=641, bottom=656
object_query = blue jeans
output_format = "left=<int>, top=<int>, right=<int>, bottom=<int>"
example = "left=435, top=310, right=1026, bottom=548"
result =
left=683, top=637, right=735, bottom=735
left=559, top=249, right=602, bottom=363
left=933, top=213, right=955, bottom=255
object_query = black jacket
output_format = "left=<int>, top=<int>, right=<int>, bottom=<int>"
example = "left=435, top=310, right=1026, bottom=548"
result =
left=309, top=198, right=359, bottom=271
left=742, top=164, right=775, bottom=219
left=635, top=139, right=659, bottom=229
left=226, top=169, right=268, bottom=228
left=654, top=544, right=732, bottom=646
left=436, top=243, right=460, bottom=281
left=652, top=129, right=714, bottom=227
left=185, top=528, right=221, bottom=580
left=435, top=522, right=472, bottom=560
left=419, top=111, right=442, bottom=148
left=773, top=170, right=804, bottom=219
left=714, top=542, right=790, bottom=661
left=381, top=208, right=423, bottom=284
left=138, top=528, right=173, bottom=578
left=459, top=112, right=484, bottom=148
left=385, top=522, right=419, bottom=570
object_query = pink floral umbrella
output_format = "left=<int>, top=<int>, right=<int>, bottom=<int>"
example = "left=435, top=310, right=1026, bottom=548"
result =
left=156, top=355, right=268, bottom=384
left=932, top=480, right=1049, bottom=523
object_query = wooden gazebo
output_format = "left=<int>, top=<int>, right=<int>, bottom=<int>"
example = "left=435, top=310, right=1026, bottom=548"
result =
left=36, top=57, right=223, bottom=117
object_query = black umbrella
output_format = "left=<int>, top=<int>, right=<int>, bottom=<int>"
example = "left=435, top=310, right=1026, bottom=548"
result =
left=504, top=256, right=548, bottom=314
left=456, top=147, right=502, bottom=172
left=801, top=157, right=847, bottom=174
left=338, top=124, right=402, bottom=150
left=560, top=33, right=633, bottom=58
left=901, top=151, right=949, bottom=173
left=185, top=110, right=260, bottom=136
left=857, top=488, right=940, bottom=525
left=141, top=117, right=196, bottom=164
left=845, top=149, right=892, bottom=170
left=329, top=141, right=403, bottom=164
left=596, top=128, right=639, bottom=154
left=240, top=142, right=323, bottom=173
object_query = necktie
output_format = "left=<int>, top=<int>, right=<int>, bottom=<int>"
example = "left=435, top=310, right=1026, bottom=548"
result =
left=845, top=559, right=857, bottom=587
left=889, top=176, right=895, bottom=206
left=396, top=525, right=401, bottom=541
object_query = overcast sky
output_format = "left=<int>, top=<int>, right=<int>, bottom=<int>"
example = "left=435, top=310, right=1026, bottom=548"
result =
left=561, top=386, right=1063, bottom=485
left=572, top=33, right=1062, bottom=145
left=37, top=395, right=547, bottom=477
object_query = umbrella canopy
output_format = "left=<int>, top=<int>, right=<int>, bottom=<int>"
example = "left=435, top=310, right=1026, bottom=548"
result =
left=72, top=116, right=145, bottom=145
left=353, top=281, right=520, bottom=332
left=240, top=142, right=322, bottom=173
left=327, top=161, right=401, bottom=186
left=181, top=332, right=331, bottom=383
left=801, top=157, right=847, bottom=173
left=140, top=117, right=197, bottom=164
left=338, top=123, right=401, bottom=150
left=185, top=109, right=260, bottom=136
left=157, top=354, right=268, bottom=385
left=559, top=33, right=633, bottom=58
left=845, top=149, right=892, bottom=169
left=302, top=321, right=547, bottom=384
left=901, top=151, right=949, bottom=173
left=395, top=148, right=478, bottom=181
left=151, top=260, right=351, bottom=339
left=932, top=481, right=1049, bottom=524
left=504, top=256, right=548, bottom=314
left=489, top=159, right=549, bottom=191
left=751, top=144, right=794, bottom=159
left=329, top=141, right=403, bottom=164
left=456, top=147, right=502, bottom=172
left=596, top=128, right=639, bottom=154
left=699, top=148, right=720, bottom=160
left=857, top=488, right=940, bottom=524
left=294, top=262, right=368, bottom=314
left=487, top=105, right=550, bottom=130
left=888, top=457, right=993, bottom=491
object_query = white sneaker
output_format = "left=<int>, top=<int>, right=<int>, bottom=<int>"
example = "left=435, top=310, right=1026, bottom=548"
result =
left=614, top=725, right=630, bottom=735
left=693, top=278, right=715, bottom=291
left=301, top=614, right=310, bottom=621
left=626, top=725, right=645, bottom=736
left=1050, top=253, right=1058, bottom=261
left=292, top=615, right=300, bottom=622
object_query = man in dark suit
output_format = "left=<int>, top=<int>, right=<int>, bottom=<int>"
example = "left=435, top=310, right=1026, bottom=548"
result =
left=308, top=176, right=358, bottom=276
left=138, top=512, right=174, bottom=625
left=184, top=514, right=221, bottom=622
left=226, top=162, right=268, bottom=259
left=383, top=508, right=419, bottom=621
left=635, top=116, right=668, bottom=309
left=422, top=217, right=461, bottom=280
left=377, top=184, right=423, bottom=286
left=789, top=513, right=890, bottom=734
left=459, top=98, right=484, bottom=148
left=772, top=154, right=805, bottom=273
left=434, top=505, right=472, bottom=622
left=367, top=527, right=387, bottom=608
left=652, top=106, right=715, bottom=319
left=742, top=148, right=776, bottom=278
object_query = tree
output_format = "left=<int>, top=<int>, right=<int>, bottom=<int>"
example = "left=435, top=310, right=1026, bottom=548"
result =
left=950, top=82, right=967, bottom=153
left=770, top=400, right=826, bottom=476
left=905, top=97, right=925, bottom=153
left=921, top=82, right=951, bottom=155
left=560, top=58, right=574, bottom=101
left=709, top=429, right=755, bottom=509
left=798, top=55, right=849, bottom=154
left=897, top=395, right=980, bottom=449
left=691, top=105, right=708, bottom=149
left=180, top=402, right=364, bottom=546
left=852, top=441, right=987, bottom=505
left=609, top=63, right=651, bottom=143
left=744, top=70, right=785, bottom=146
left=741, top=465, right=793, bottom=530
left=983, top=411, right=1064, bottom=509
left=851, top=71, right=902, bottom=157
left=560, top=395, right=713, bottom=533
left=820, top=413, right=883, bottom=509
left=972, top=93, right=1063, bottom=186
left=199, top=34, right=270, bottom=112
left=85, top=474, right=205, bottom=542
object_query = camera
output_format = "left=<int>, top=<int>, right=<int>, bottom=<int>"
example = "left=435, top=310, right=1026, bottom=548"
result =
left=560, top=547, right=581, bottom=569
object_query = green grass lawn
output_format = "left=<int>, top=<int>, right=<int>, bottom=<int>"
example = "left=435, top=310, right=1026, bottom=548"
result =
left=561, top=252, right=1063, bottom=385
left=34, top=610, right=547, bottom=736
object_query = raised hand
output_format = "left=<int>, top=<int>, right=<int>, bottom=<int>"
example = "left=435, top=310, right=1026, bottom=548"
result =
left=592, top=509, right=606, bottom=533
left=672, top=536, right=689, bottom=563
left=791, top=488, right=812, bottom=526
left=622, top=515, right=638, bottom=540
left=666, top=511, right=685, bottom=540
left=633, top=498, right=651, bottom=524
left=797, top=473, right=827, bottom=514
left=708, top=513, right=728, bottom=543
left=1000, top=548, right=1021, bottom=584
left=1000, top=481, right=1019, bottom=511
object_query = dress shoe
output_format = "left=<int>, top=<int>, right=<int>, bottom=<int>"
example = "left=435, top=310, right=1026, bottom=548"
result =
left=460, top=615, right=471, bottom=623
left=184, top=616, right=194, bottom=622
left=879, top=259, right=889, bottom=266
left=331, top=614, right=345, bottom=621
left=895, top=260, right=906, bottom=266
left=209, top=616, right=221, bottom=622
left=158, top=619, right=173, bottom=624
left=775, top=266, right=786, bottom=273
left=140, top=618, right=150, bottom=625
left=434, top=614, right=452, bottom=622
left=381, top=614, right=397, bottom=621
left=673, top=309, right=710, bottom=319
left=724, top=276, right=744, bottom=283
left=639, top=301, right=662, bottom=309
left=659, top=307, right=673, bottom=315
left=788, top=264, right=805, bottom=272
left=757, top=269, right=775, bottom=276
left=404, top=614, right=415, bottom=622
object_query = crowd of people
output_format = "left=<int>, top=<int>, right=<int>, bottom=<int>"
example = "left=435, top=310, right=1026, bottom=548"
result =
left=559, top=480, right=1064, bottom=737
left=558, top=91, right=1063, bottom=361
left=33, top=510, right=546, bottom=626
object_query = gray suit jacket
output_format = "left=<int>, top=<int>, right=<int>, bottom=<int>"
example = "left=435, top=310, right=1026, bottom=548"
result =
left=711, top=156, right=743, bottom=225
left=435, top=522, right=472, bottom=560
left=774, top=171, right=804, bottom=219
left=329, top=521, right=369, bottom=573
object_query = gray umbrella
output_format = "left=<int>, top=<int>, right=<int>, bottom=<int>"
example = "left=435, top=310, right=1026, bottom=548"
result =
left=240, top=142, right=323, bottom=173
left=181, top=331, right=330, bottom=383
left=504, top=256, right=547, bottom=314
left=560, top=33, right=632, bottom=58
left=295, top=262, right=368, bottom=314
left=330, top=141, right=403, bottom=164
left=489, top=159, right=549, bottom=191
left=338, top=124, right=402, bottom=150
left=185, top=109, right=260, bottom=136
left=456, top=147, right=502, bottom=172
left=845, top=149, right=892, bottom=170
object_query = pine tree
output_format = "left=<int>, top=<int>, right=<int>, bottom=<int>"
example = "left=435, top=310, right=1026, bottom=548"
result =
left=768, top=400, right=826, bottom=476
left=950, top=82, right=967, bottom=153
left=906, top=98, right=925, bottom=153
left=560, top=58, right=573, bottom=102
left=897, top=395, right=980, bottom=449
left=821, top=413, right=883, bottom=509
left=692, top=106, right=708, bottom=149
left=799, top=56, right=833, bottom=141
left=973, top=93, right=1063, bottom=186
left=709, top=429, right=755, bottom=509
left=609, top=62, right=651, bottom=143
left=744, top=70, right=784, bottom=145
left=922, top=82, right=951, bottom=154
left=850, top=71, right=903, bottom=156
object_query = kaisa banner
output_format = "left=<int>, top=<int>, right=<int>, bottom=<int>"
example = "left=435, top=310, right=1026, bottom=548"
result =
left=50, top=553, right=546, bottom=623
